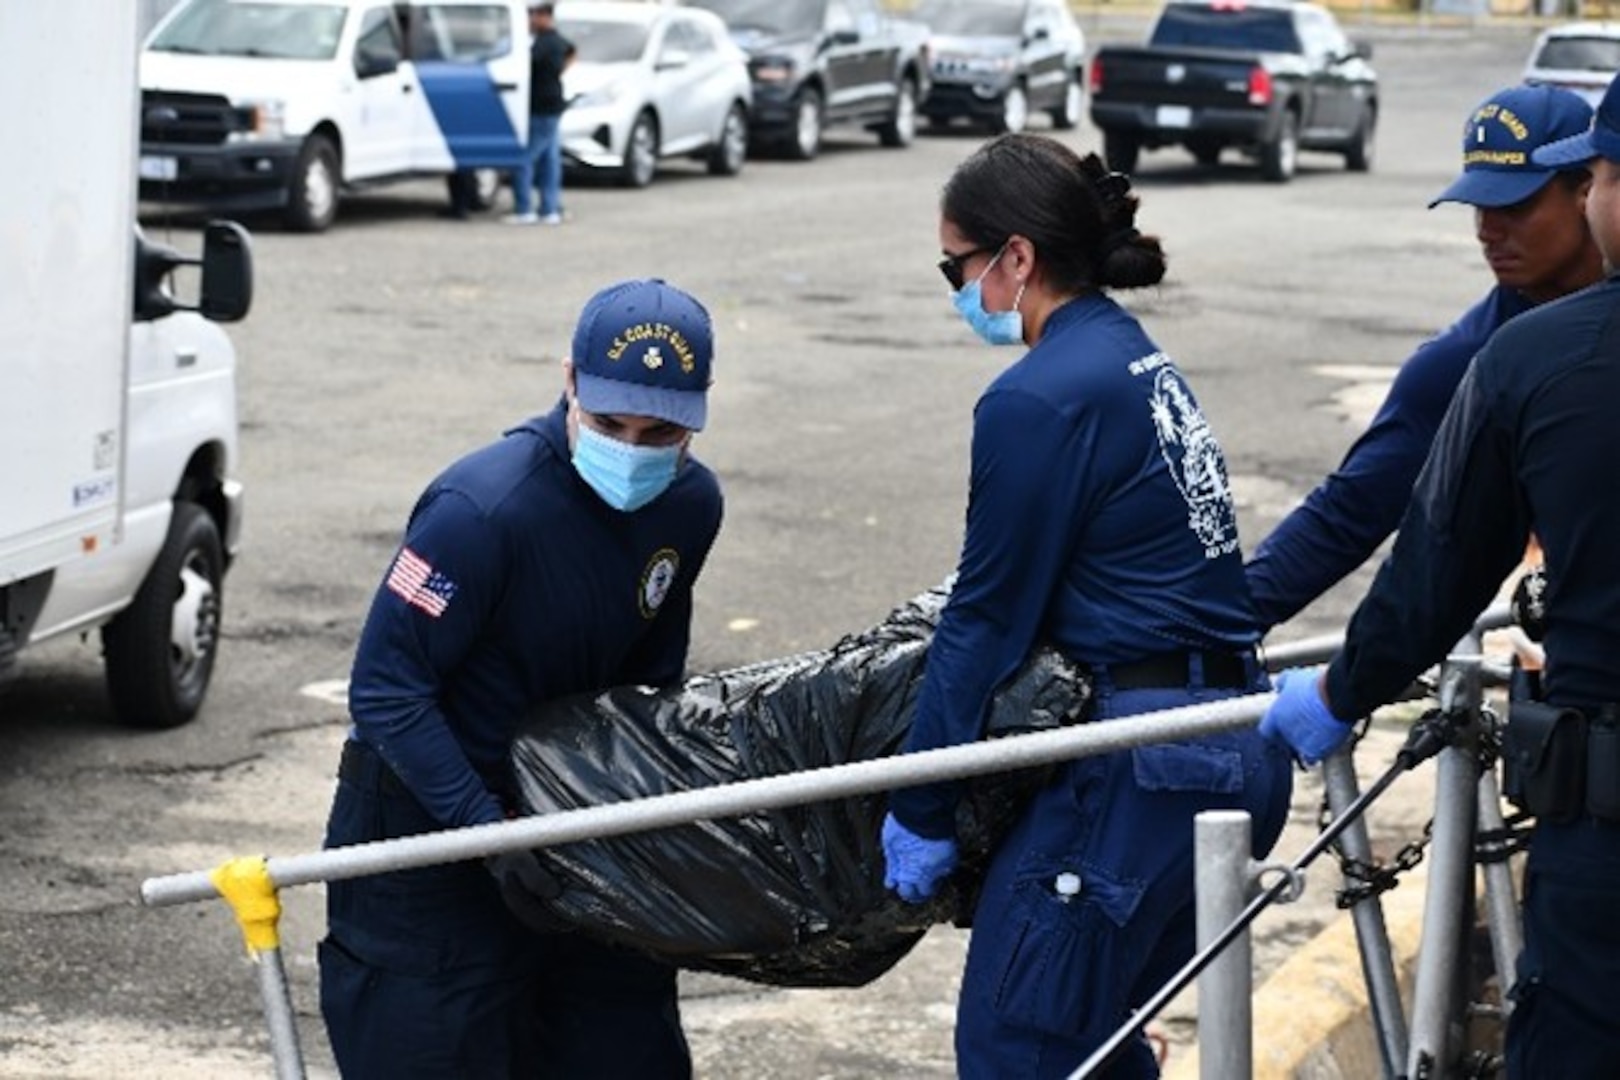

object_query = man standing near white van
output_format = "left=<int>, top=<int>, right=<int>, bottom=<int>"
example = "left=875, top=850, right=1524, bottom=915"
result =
left=506, top=2, right=574, bottom=225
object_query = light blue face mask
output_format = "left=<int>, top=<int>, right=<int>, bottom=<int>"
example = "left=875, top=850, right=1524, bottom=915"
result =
left=572, top=423, right=683, bottom=512
left=951, top=245, right=1026, bottom=347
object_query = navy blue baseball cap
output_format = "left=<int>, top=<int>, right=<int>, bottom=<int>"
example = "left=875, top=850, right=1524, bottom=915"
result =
left=1429, top=85, right=1594, bottom=208
left=1535, top=73, right=1620, bottom=168
left=571, top=278, right=713, bottom=431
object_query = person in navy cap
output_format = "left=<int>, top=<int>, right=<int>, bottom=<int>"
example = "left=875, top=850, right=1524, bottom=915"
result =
left=1245, top=83, right=1602, bottom=633
left=319, top=278, right=722, bottom=1078
left=1263, top=78, right=1620, bottom=1078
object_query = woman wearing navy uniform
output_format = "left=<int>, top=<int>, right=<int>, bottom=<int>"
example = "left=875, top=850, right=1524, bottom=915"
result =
left=319, top=278, right=722, bottom=1079
left=881, top=133, right=1293, bottom=1078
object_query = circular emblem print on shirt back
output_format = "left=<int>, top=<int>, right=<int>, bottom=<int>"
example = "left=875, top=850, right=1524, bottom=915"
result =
left=640, top=548, right=680, bottom=619
left=1148, top=367, right=1239, bottom=559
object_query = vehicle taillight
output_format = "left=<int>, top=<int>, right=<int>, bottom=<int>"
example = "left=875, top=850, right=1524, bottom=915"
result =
left=1090, top=57, right=1104, bottom=94
left=1247, top=66, right=1272, bottom=105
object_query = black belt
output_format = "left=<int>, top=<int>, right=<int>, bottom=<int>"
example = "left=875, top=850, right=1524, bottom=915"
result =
left=337, top=738, right=411, bottom=797
left=1099, top=649, right=1253, bottom=691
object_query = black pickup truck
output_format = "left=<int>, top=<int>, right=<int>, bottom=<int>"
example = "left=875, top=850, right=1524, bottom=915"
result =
left=1088, top=0, right=1377, bottom=181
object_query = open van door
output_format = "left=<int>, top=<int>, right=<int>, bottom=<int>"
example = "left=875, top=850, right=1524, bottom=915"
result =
left=404, top=0, right=530, bottom=172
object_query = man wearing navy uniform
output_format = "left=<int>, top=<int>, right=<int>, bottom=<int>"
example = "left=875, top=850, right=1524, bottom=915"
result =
left=319, top=278, right=722, bottom=1079
left=1246, top=85, right=1601, bottom=630
left=1262, top=78, right=1620, bottom=1078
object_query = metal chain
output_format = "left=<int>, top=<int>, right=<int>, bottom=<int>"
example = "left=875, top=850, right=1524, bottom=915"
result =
left=1320, top=713, right=1438, bottom=910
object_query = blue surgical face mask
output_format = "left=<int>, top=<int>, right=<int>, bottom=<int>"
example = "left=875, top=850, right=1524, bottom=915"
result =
left=572, top=423, right=683, bottom=512
left=951, top=245, right=1026, bottom=347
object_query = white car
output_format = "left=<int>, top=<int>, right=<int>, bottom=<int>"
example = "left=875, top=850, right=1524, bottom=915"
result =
left=556, top=1, right=752, bottom=187
left=1522, top=21, right=1620, bottom=107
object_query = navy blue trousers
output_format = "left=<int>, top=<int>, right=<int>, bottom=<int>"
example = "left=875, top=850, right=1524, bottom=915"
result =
left=319, top=742, right=691, bottom=1080
left=1505, top=816, right=1620, bottom=1079
left=955, top=679, right=1294, bottom=1079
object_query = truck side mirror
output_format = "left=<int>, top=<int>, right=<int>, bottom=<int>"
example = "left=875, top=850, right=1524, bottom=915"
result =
left=132, top=221, right=254, bottom=324
left=200, top=221, right=253, bottom=323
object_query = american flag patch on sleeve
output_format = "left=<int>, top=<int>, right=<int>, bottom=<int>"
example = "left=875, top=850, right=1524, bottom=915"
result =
left=386, top=546, right=458, bottom=618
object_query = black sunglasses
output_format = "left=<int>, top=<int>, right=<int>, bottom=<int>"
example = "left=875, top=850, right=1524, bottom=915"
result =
left=937, top=245, right=995, bottom=291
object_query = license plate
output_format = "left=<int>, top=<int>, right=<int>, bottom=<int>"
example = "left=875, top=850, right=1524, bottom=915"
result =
left=1156, top=105, right=1192, bottom=129
left=139, top=155, right=178, bottom=181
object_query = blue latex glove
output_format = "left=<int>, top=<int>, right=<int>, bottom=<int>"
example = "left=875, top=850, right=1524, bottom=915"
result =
left=1259, top=666, right=1353, bottom=766
left=881, top=811, right=958, bottom=904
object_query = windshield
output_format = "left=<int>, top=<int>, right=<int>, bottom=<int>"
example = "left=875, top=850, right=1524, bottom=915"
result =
left=149, top=0, right=348, bottom=59
left=558, top=19, right=650, bottom=63
left=1534, top=36, right=1620, bottom=72
left=1149, top=5, right=1301, bottom=53
left=914, top=2, right=1024, bottom=37
left=681, top=0, right=823, bottom=37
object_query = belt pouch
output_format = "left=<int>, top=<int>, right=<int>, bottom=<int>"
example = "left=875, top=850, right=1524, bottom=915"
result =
left=1502, top=700, right=1587, bottom=823
left=1586, top=716, right=1620, bottom=821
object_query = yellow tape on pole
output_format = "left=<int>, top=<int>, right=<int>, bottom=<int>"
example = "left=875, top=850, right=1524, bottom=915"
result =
left=208, top=856, right=281, bottom=955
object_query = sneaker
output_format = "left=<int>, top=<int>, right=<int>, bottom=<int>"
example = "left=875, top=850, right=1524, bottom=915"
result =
left=502, top=212, right=539, bottom=225
left=539, top=212, right=564, bottom=226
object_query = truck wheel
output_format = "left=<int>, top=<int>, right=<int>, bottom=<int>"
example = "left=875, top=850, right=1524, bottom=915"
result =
left=788, top=86, right=823, bottom=161
left=468, top=167, right=502, bottom=209
left=1260, top=110, right=1299, bottom=183
left=1344, top=105, right=1376, bottom=172
left=878, top=77, right=917, bottom=148
left=285, top=134, right=339, bottom=232
left=1103, top=131, right=1140, bottom=175
left=102, top=502, right=224, bottom=730
left=1050, top=74, right=1083, bottom=130
left=992, top=84, right=1029, bottom=135
left=708, top=102, right=749, bottom=175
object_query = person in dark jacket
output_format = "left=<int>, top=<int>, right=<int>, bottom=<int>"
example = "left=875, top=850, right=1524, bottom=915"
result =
left=318, top=278, right=722, bottom=1079
left=506, top=2, right=574, bottom=225
left=882, top=132, right=1293, bottom=1078
left=1245, top=85, right=1601, bottom=631
left=1262, top=75, right=1620, bottom=1078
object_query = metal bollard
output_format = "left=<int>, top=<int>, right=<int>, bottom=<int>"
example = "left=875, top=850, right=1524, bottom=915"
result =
left=1194, top=810, right=1254, bottom=1080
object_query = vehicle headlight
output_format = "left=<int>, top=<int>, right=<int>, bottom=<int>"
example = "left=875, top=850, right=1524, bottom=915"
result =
left=228, top=98, right=286, bottom=142
left=573, top=84, right=621, bottom=109
left=751, top=56, right=794, bottom=83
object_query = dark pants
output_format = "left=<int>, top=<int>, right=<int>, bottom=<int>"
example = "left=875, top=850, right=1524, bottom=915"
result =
left=1505, top=816, right=1620, bottom=1079
left=319, top=741, right=691, bottom=1080
left=955, top=676, right=1293, bottom=1079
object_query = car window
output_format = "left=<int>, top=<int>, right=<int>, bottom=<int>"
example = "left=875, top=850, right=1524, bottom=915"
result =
left=661, top=18, right=701, bottom=59
left=827, top=0, right=856, bottom=36
left=674, top=16, right=718, bottom=56
left=559, top=18, right=652, bottom=63
left=147, top=0, right=348, bottom=60
left=682, top=0, right=825, bottom=37
left=354, top=7, right=404, bottom=75
left=914, top=1, right=1026, bottom=37
left=1535, top=36, right=1620, bottom=72
left=404, top=4, right=513, bottom=62
left=1149, top=4, right=1302, bottom=54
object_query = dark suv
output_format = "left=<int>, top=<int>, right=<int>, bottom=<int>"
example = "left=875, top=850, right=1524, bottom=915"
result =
left=915, top=0, right=1086, bottom=134
left=680, top=0, right=931, bottom=159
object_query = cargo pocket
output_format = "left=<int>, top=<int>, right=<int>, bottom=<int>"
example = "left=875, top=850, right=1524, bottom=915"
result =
left=991, top=862, right=1145, bottom=1037
left=1132, top=743, right=1242, bottom=795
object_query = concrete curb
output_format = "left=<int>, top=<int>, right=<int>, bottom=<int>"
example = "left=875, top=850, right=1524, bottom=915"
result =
left=1166, top=865, right=1430, bottom=1080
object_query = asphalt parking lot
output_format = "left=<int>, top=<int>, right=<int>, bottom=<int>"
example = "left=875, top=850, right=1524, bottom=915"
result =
left=0, top=16, right=1546, bottom=1078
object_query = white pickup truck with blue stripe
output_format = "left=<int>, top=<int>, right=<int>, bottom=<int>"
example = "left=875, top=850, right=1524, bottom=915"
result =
left=139, top=0, right=530, bottom=231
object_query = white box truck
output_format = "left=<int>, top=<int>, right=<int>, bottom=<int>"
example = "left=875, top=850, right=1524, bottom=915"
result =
left=1, top=0, right=253, bottom=729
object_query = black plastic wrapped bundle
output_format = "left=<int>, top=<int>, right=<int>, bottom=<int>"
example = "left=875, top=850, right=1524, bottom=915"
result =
left=508, top=585, right=1091, bottom=987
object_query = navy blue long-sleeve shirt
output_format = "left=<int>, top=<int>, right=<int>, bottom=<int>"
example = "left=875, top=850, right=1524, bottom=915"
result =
left=1325, top=275, right=1620, bottom=720
left=1246, top=286, right=1532, bottom=630
left=892, top=294, right=1258, bottom=837
left=348, top=402, right=723, bottom=829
